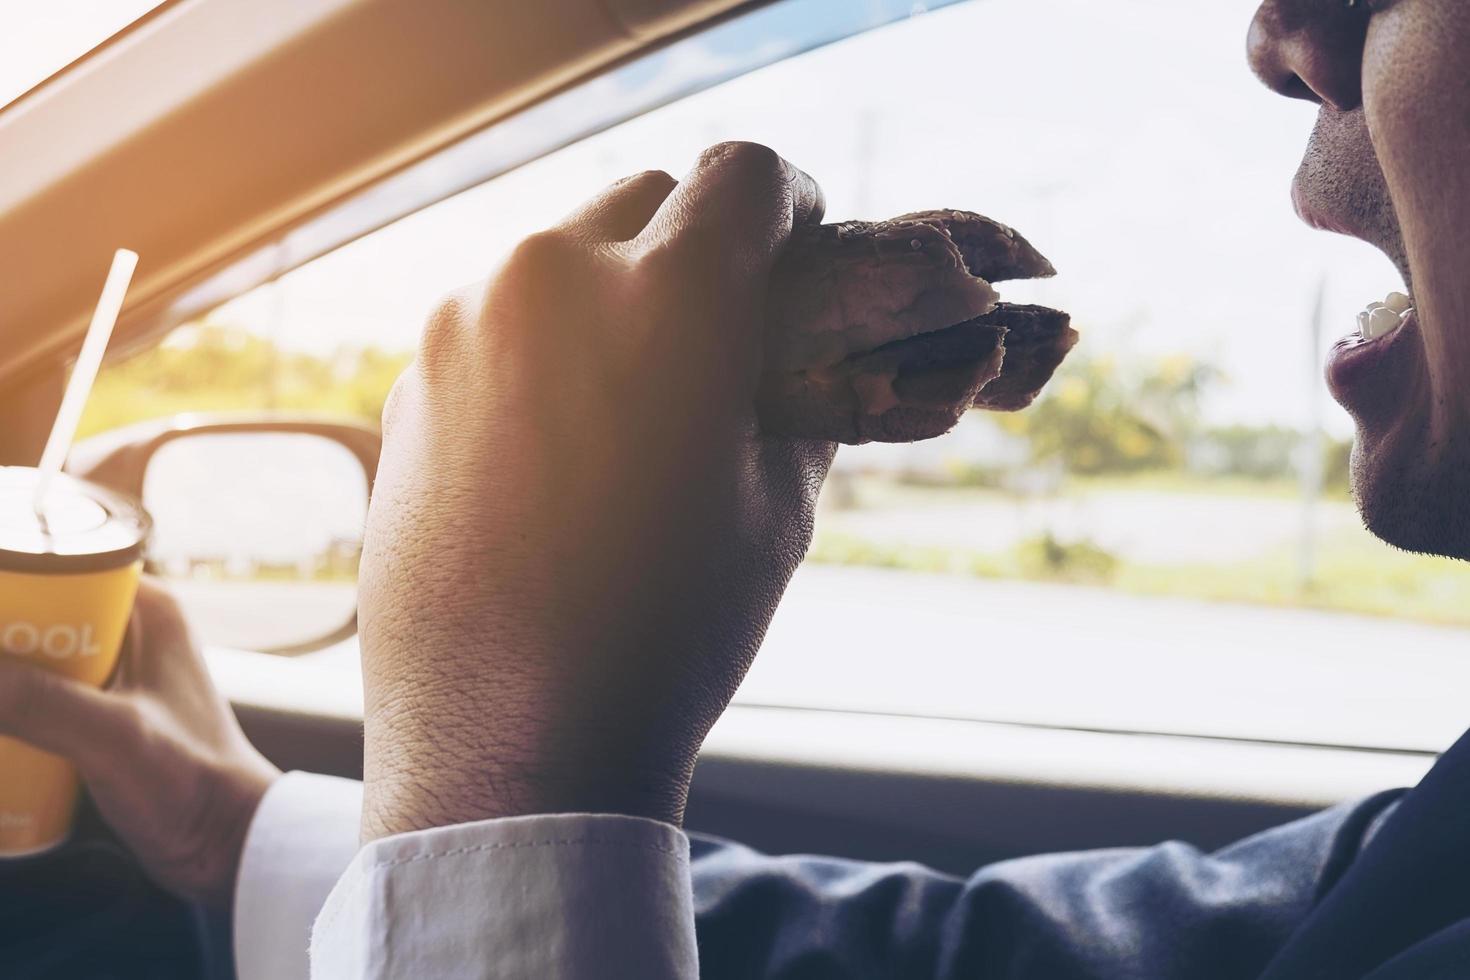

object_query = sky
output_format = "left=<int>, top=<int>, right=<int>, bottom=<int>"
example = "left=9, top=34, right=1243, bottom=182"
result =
left=10, top=0, right=1403, bottom=437
left=211, top=0, right=1399, bottom=438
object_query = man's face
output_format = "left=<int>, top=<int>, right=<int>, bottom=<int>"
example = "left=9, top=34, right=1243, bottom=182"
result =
left=1250, top=0, right=1470, bottom=560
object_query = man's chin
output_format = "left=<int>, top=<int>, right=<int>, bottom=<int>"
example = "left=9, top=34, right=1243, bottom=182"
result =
left=1352, top=428, right=1470, bottom=563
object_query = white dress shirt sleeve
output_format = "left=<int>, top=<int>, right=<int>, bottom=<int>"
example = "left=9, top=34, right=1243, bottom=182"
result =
left=232, top=771, right=699, bottom=980
left=310, top=811, right=698, bottom=979
left=234, top=771, right=365, bottom=980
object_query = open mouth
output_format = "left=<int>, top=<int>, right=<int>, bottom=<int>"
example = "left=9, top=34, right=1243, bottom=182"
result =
left=1326, top=291, right=1421, bottom=407
left=1343, top=291, right=1415, bottom=348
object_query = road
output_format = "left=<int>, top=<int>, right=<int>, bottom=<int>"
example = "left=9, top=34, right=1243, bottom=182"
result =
left=736, top=566, right=1470, bottom=754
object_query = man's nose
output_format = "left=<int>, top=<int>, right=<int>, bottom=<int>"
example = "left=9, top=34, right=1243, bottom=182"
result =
left=1247, top=0, right=1366, bottom=111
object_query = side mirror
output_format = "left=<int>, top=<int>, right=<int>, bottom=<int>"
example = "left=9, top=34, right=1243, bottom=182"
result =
left=72, top=416, right=379, bottom=655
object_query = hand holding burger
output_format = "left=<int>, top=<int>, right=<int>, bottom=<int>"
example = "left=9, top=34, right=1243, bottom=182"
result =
left=357, top=144, right=1075, bottom=838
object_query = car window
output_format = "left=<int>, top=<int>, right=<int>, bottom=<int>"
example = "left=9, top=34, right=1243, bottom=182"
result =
left=82, top=0, right=1470, bottom=753
left=1, top=1, right=166, bottom=108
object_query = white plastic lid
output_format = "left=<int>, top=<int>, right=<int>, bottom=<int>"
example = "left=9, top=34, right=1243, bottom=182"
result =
left=0, top=466, right=149, bottom=573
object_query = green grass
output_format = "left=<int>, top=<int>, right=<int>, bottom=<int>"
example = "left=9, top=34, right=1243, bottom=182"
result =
left=84, top=329, right=1462, bottom=627
left=79, top=380, right=381, bottom=441
left=808, top=534, right=1013, bottom=579
left=1070, top=470, right=1340, bottom=501
left=833, top=470, right=1342, bottom=510
left=1117, top=536, right=1470, bottom=627
left=808, top=526, right=1470, bottom=629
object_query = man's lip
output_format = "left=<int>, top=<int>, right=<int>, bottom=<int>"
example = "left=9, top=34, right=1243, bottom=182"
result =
left=1325, top=309, right=1420, bottom=412
left=1291, top=176, right=1363, bottom=240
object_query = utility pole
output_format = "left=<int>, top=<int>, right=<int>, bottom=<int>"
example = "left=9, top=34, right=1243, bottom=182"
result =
left=1297, top=275, right=1327, bottom=592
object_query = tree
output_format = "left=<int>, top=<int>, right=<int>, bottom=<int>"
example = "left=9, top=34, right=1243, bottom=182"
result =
left=994, top=352, right=1221, bottom=475
left=81, top=323, right=412, bottom=438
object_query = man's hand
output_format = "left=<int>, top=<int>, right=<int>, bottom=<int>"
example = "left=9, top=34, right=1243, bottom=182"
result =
left=0, top=579, right=280, bottom=907
left=360, top=142, right=833, bottom=838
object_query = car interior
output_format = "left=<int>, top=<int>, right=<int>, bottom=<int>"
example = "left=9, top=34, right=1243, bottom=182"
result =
left=4, top=0, right=1466, bottom=970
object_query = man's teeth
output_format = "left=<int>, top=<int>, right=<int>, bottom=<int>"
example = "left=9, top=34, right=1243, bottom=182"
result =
left=1358, top=292, right=1414, bottom=341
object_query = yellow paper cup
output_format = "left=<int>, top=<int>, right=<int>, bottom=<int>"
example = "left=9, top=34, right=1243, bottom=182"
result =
left=0, top=466, right=149, bottom=857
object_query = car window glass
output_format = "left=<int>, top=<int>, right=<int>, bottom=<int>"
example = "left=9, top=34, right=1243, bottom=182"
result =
left=82, top=0, right=1470, bottom=753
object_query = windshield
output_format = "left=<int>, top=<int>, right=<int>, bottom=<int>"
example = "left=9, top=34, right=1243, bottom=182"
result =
left=0, top=0, right=165, bottom=109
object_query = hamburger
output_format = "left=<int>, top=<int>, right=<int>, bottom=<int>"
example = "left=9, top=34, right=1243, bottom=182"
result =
left=758, top=209, right=1077, bottom=444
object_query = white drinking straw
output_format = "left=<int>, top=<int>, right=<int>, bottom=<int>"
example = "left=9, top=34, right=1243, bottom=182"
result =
left=32, top=248, right=139, bottom=517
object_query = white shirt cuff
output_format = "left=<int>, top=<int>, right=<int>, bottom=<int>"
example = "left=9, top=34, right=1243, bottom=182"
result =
left=310, top=811, right=698, bottom=979
left=234, top=771, right=364, bottom=980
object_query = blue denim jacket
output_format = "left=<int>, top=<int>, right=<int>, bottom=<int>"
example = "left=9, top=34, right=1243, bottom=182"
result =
left=691, top=729, right=1470, bottom=979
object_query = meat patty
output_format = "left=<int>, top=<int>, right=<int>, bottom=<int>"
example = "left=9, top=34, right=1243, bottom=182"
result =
left=766, top=216, right=998, bottom=373
left=969, top=304, right=1078, bottom=412
left=757, top=304, right=1075, bottom=444
left=758, top=209, right=1075, bottom=445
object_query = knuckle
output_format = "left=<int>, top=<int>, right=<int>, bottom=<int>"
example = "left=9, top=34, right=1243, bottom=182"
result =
left=379, top=369, right=413, bottom=431
left=627, top=168, right=676, bottom=192
left=415, top=292, right=479, bottom=381
left=503, top=228, right=580, bottom=279
left=698, top=141, right=783, bottom=183
left=418, top=293, right=475, bottom=356
left=489, top=229, right=590, bottom=319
